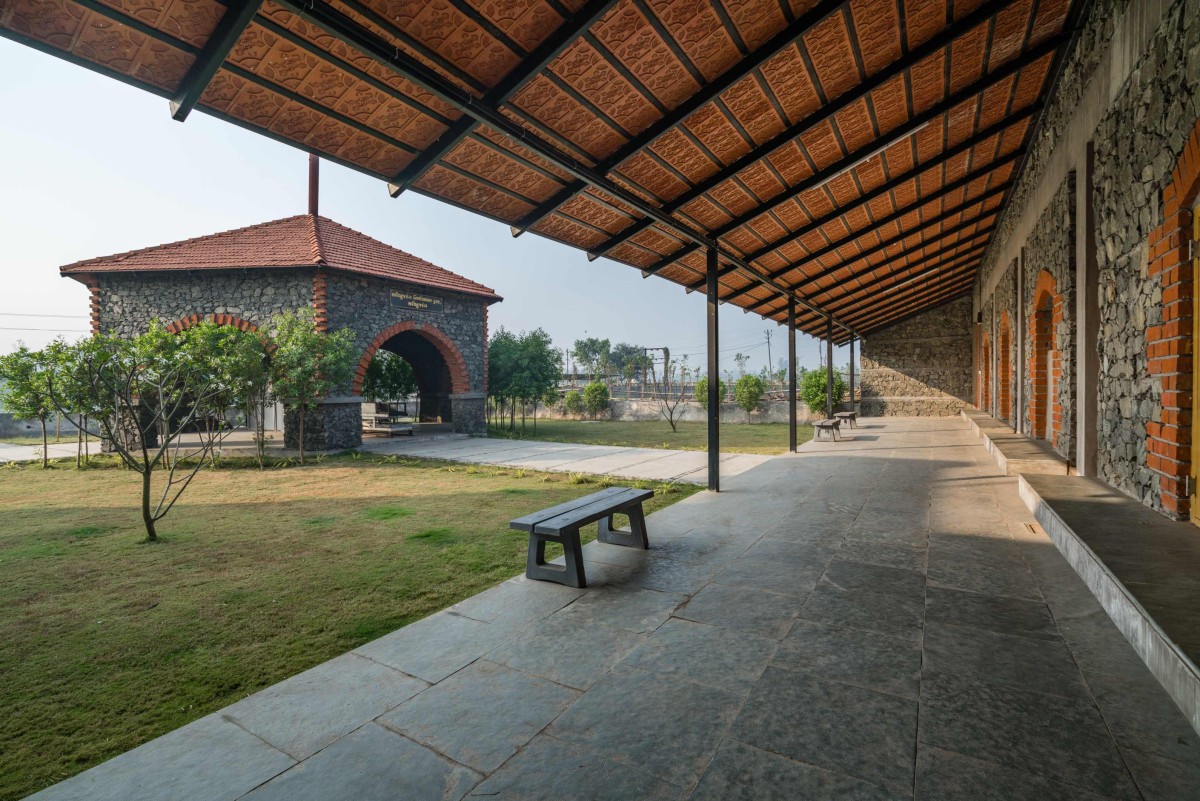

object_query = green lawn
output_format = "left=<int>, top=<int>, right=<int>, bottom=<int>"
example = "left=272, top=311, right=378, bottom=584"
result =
left=489, top=418, right=813, bottom=455
left=0, top=456, right=698, bottom=800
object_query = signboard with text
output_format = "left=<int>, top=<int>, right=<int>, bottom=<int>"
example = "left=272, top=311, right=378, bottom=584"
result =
left=389, top=290, right=443, bottom=313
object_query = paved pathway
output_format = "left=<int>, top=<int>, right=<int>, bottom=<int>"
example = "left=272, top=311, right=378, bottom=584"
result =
left=0, top=441, right=79, bottom=463
left=359, top=434, right=772, bottom=484
left=27, top=418, right=1200, bottom=800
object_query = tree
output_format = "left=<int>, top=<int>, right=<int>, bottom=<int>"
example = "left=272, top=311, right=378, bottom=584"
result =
left=517, top=328, right=562, bottom=434
left=182, top=322, right=272, bottom=468
left=52, top=327, right=232, bottom=540
left=571, top=337, right=610, bottom=382
left=45, top=339, right=99, bottom=467
left=655, top=355, right=690, bottom=433
left=563, top=390, right=583, bottom=417
left=801, top=368, right=847, bottom=417
left=487, top=327, right=520, bottom=431
left=733, top=352, right=750, bottom=377
left=0, top=345, right=54, bottom=468
left=582, top=381, right=609, bottom=418
left=694, top=376, right=726, bottom=409
left=733, top=374, right=767, bottom=422
left=269, top=309, right=357, bottom=465
left=362, top=351, right=417, bottom=405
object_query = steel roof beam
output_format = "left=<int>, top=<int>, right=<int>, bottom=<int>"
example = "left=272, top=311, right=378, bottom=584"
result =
left=833, top=283, right=976, bottom=343
left=279, top=0, right=864, bottom=338
left=510, top=0, right=850, bottom=237
left=719, top=179, right=1010, bottom=304
left=812, top=259, right=982, bottom=324
left=805, top=243, right=988, bottom=312
left=171, top=0, right=262, bottom=121
left=789, top=212, right=998, bottom=292
left=386, top=0, right=619, bottom=197
left=743, top=114, right=1032, bottom=267
left=836, top=273, right=978, bottom=329
left=586, top=0, right=1035, bottom=257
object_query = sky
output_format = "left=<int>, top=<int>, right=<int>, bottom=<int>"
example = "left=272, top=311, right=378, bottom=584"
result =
left=0, top=39, right=848, bottom=374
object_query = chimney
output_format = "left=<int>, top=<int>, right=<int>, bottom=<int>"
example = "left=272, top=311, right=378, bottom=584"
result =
left=308, top=154, right=319, bottom=217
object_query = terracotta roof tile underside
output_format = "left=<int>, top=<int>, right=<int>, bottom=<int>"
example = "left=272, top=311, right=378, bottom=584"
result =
left=60, top=215, right=501, bottom=302
left=7, top=0, right=1080, bottom=343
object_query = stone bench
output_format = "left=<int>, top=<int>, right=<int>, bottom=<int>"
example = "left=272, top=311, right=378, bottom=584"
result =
left=834, top=411, right=857, bottom=429
left=510, top=486, right=653, bottom=588
left=813, top=419, right=842, bottom=441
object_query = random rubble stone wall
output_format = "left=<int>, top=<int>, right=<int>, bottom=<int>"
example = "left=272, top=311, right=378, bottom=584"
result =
left=324, top=273, right=488, bottom=395
left=93, top=270, right=314, bottom=336
left=1022, top=178, right=1077, bottom=461
left=973, top=0, right=1200, bottom=516
left=1092, top=0, right=1200, bottom=513
left=860, top=296, right=973, bottom=416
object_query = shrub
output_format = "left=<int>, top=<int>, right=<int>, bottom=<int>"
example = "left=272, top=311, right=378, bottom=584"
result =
left=562, top=390, right=584, bottom=417
left=582, top=382, right=609, bottom=418
left=733, top=374, right=767, bottom=419
left=801, top=369, right=847, bottom=415
left=694, top=376, right=726, bottom=409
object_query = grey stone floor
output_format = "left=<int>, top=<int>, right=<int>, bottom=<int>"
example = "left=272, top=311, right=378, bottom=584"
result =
left=358, top=432, right=772, bottom=483
left=26, top=418, right=1200, bottom=800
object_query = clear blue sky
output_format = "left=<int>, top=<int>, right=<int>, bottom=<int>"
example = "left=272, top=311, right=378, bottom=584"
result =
left=0, top=39, right=848, bottom=373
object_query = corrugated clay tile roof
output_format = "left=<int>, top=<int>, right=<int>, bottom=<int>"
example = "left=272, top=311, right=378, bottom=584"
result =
left=60, top=214, right=501, bottom=302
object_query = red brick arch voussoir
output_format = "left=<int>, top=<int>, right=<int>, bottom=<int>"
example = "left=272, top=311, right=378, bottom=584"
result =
left=1146, top=117, right=1200, bottom=518
left=163, top=313, right=259, bottom=334
left=354, top=321, right=470, bottom=396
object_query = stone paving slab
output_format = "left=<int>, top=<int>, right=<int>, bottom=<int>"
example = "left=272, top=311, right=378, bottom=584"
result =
left=26, top=418, right=1200, bottom=801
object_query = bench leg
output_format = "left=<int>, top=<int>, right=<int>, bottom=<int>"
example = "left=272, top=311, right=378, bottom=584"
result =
left=526, top=530, right=587, bottom=588
left=597, top=503, right=649, bottom=549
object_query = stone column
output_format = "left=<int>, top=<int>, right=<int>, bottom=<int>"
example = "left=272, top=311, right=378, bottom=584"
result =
left=284, top=397, right=363, bottom=451
left=450, top=392, right=486, bottom=435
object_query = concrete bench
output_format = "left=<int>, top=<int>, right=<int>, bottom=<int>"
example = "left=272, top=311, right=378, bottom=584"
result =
left=813, top=419, right=841, bottom=441
left=362, top=412, right=414, bottom=436
left=834, top=411, right=857, bottom=429
left=510, top=486, right=653, bottom=588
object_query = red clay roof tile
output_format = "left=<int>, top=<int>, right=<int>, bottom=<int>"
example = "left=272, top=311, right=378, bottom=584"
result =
left=60, top=214, right=501, bottom=302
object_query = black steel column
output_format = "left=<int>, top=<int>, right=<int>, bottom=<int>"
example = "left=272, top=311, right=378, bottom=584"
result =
left=848, top=336, right=856, bottom=409
left=707, top=247, right=720, bottom=491
left=788, top=298, right=797, bottom=452
left=826, top=316, right=834, bottom=419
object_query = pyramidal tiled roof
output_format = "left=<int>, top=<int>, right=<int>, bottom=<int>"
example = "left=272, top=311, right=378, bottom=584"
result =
left=60, top=214, right=501, bottom=302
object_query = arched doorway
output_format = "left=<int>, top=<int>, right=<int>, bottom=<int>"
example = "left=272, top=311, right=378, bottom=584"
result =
left=998, top=311, right=1012, bottom=424
left=981, top=333, right=991, bottom=413
left=355, top=322, right=470, bottom=425
left=1029, top=270, right=1060, bottom=442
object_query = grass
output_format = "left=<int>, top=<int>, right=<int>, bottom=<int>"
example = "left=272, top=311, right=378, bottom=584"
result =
left=0, top=455, right=699, bottom=800
left=488, top=418, right=814, bottom=455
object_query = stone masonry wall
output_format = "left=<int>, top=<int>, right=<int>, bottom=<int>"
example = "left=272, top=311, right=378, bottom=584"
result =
left=1022, top=177, right=1077, bottom=461
left=94, top=270, right=314, bottom=336
left=324, top=273, right=488, bottom=396
left=860, top=296, right=973, bottom=416
left=1092, top=0, right=1200, bottom=513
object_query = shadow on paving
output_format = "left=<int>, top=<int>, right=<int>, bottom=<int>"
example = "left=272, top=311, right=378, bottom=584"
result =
left=20, top=419, right=1200, bottom=801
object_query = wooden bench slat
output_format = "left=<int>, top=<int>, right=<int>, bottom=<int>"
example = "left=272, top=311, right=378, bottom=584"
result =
left=508, top=486, right=629, bottom=531
left=533, top=488, right=654, bottom=534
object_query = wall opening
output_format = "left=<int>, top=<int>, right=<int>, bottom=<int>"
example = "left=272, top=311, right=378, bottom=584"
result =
left=355, top=322, right=470, bottom=427
left=998, top=312, right=1012, bottom=424
left=1029, top=270, right=1060, bottom=443
left=981, top=333, right=991, bottom=413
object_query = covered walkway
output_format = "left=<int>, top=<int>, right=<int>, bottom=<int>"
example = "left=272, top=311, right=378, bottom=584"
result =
left=30, top=418, right=1200, bottom=801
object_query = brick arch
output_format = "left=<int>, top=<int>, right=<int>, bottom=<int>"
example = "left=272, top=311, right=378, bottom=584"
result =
left=1028, top=269, right=1062, bottom=443
left=998, top=311, right=1013, bottom=424
left=354, top=321, right=469, bottom=395
left=1146, top=117, right=1200, bottom=518
left=163, top=313, right=260, bottom=334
